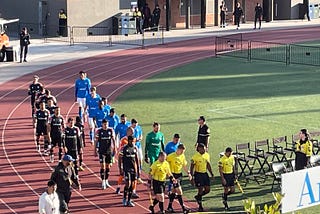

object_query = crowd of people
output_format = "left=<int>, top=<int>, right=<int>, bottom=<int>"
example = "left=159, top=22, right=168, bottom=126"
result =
left=31, top=70, right=315, bottom=214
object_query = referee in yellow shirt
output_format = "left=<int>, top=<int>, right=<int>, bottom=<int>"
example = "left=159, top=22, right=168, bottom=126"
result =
left=166, top=144, right=191, bottom=213
left=190, top=143, right=214, bottom=212
left=149, top=152, right=175, bottom=214
left=218, top=147, right=236, bottom=210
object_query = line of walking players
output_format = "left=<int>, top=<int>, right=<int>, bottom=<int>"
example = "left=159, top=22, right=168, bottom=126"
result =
left=31, top=71, right=221, bottom=213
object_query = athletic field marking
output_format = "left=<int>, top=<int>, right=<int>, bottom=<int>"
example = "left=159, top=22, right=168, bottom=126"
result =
left=209, top=109, right=319, bottom=129
left=0, top=198, right=18, bottom=214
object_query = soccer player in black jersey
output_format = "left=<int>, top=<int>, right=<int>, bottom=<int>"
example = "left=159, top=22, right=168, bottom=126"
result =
left=28, top=75, right=43, bottom=125
left=63, top=117, right=81, bottom=176
left=46, top=98, right=56, bottom=116
left=38, top=89, right=57, bottom=108
left=34, top=101, right=50, bottom=153
left=118, top=135, right=139, bottom=207
left=48, top=107, right=65, bottom=162
left=94, top=119, right=116, bottom=189
left=75, top=116, right=85, bottom=171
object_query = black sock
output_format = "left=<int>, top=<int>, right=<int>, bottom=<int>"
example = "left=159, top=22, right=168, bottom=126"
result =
left=153, top=199, right=159, bottom=206
left=58, top=148, right=63, bottom=160
left=100, top=169, right=105, bottom=180
left=168, top=193, right=175, bottom=208
left=223, top=193, right=228, bottom=201
left=105, top=168, right=110, bottom=180
left=123, top=186, right=128, bottom=199
left=159, top=202, right=164, bottom=212
left=177, top=195, right=184, bottom=207
left=128, top=186, right=133, bottom=202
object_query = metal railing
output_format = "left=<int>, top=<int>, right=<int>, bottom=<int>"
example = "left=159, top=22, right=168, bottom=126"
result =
left=215, top=34, right=320, bottom=67
left=12, top=22, right=165, bottom=48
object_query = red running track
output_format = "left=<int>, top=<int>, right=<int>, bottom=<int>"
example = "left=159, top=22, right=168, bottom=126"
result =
left=0, top=26, right=319, bottom=214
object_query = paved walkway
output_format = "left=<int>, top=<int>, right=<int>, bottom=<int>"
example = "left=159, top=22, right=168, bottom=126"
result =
left=0, top=19, right=319, bottom=85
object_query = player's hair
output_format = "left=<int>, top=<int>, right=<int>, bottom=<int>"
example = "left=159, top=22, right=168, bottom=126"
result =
left=153, top=122, right=159, bottom=127
left=177, top=144, right=185, bottom=150
left=67, top=117, right=74, bottom=123
left=131, top=118, right=137, bottom=124
left=47, top=180, right=56, bottom=187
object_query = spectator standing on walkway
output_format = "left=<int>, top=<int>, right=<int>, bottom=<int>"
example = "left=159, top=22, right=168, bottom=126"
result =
left=19, top=27, right=30, bottom=63
left=142, top=3, right=152, bottom=29
left=233, top=2, right=244, bottom=30
left=50, top=154, right=81, bottom=214
left=196, top=116, right=210, bottom=150
left=75, top=71, right=91, bottom=122
left=219, top=147, right=236, bottom=210
left=133, top=7, right=143, bottom=34
left=58, top=9, right=68, bottom=36
left=145, top=122, right=165, bottom=165
left=295, top=129, right=312, bottom=170
left=152, top=4, right=161, bottom=29
left=304, top=1, right=311, bottom=21
left=38, top=180, right=60, bottom=214
left=220, top=1, right=228, bottom=28
left=254, top=3, right=263, bottom=29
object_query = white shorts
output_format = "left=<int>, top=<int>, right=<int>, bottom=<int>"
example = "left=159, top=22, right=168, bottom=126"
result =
left=88, top=117, right=95, bottom=129
left=77, top=98, right=86, bottom=108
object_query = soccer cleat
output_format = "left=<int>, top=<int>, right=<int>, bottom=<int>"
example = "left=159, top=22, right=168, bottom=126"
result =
left=43, top=150, right=49, bottom=156
left=122, top=198, right=127, bottom=206
left=149, top=205, right=155, bottom=214
left=105, top=180, right=111, bottom=188
left=194, top=195, right=201, bottom=204
left=50, top=155, right=54, bottom=163
left=223, top=200, right=229, bottom=210
left=131, top=193, right=140, bottom=199
left=115, top=187, right=121, bottom=194
left=166, top=207, right=175, bottom=213
left=137, top=177, right=145, bottom=184
left=127, top=200, right=135, bottom=207
left=78, top=165, right=85, bottom=171
left=183, top=207, right=190, bottom=214
left=102, top=180, right=106, bottom=190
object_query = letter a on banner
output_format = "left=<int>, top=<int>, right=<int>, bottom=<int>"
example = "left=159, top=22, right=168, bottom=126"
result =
left=298, top=172, right=316, bottom=207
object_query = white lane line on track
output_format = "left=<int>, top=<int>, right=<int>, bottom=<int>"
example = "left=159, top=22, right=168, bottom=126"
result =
left=0, top=198, right=18, bottom=214
left=1, top=40, right=211, bottom=213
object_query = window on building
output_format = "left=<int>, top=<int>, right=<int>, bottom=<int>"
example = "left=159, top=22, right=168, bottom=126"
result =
left=120, top=0, right=132, bottom=9
left=180, top=0, right=201, bottom=16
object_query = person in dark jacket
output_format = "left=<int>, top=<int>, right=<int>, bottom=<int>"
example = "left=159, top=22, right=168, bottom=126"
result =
left=50, top=154, right=81, bottom=213
left=254, top=3, right=263, bottom=29
left=152, top=4, right=161, bottom=29
left=142, top=3, right=152, bottom=29
left=19, top=27, right=30, bottom=63
left=233, top=2, right=244, bottom=30
left=220, top=1, right=228, bottom=28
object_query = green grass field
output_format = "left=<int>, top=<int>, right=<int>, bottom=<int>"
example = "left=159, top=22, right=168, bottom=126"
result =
left=112, top=52, right=320, bottom=213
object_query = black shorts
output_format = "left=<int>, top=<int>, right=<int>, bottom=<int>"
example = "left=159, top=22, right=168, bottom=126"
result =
left=153, top=179, right=166, bottom=194
left=124, top=171, right=136, bottom=182
left=99, top=152, right=112, bottom=164
left=223, top=173, right=235, bottom=187
left=194, top=172, right=210, bottom=187
left=171, top=173, right=182, bottom=188
left=36, top=124, right=47, bottom=136
left=51, top=134, right=63, bottom=147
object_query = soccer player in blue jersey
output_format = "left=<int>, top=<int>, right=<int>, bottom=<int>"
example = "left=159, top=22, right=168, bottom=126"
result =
left=165, top=134, right=181, bottom=155
left=85, top=87, right=101, bottom=144
left=106, top=108, right=120, bottom=130
left=95, top=100, right=107, bottom=128
left=75, top=71, right=91, bottom=121
left=115, top=114, right=131, bottom=140
left=131, top=118, right=144, bottom=184
left=101, top=97, right=111, bottom=116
